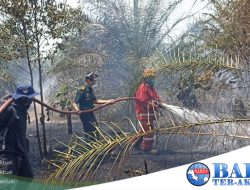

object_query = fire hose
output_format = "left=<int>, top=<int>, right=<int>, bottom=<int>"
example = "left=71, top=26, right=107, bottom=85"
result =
left=0, top=98, right=13, bottom=114
left=0, top=97, right=137, bottom=115
left=0, top=96, right=166, bottom=152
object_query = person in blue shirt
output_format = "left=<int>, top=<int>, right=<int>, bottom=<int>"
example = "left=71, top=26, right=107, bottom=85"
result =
left=0, top=85, right=39, bottom=180
left=73, top=72, right=114, bottom=141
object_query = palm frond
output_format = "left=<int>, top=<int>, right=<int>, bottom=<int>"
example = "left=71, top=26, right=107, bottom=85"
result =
left=48, top=104, right=250, bottom=185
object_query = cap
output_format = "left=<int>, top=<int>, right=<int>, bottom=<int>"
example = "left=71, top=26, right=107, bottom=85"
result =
left=12, top=85, right=39, bottom=100
left=143, top=68, right=156, bottom=78
left=85, top=72, right=98, bottom=81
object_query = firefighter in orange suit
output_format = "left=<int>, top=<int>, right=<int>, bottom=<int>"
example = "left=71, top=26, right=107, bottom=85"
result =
left=135, top=69, right=161, bottom=154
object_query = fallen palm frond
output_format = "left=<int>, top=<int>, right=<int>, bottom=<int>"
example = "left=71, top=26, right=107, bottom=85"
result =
left=48, top=105, right=250, bottom=185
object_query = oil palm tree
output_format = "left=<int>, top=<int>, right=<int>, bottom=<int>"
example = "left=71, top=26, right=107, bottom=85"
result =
left=46, top=0, right=250, bottom=186
left=47, top=48, right=250, bottom=186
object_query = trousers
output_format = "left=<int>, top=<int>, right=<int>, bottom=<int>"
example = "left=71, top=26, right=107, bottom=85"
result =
left=80, top=112, right=99, bottom=141
left=0, top=152, right=33, bottom=178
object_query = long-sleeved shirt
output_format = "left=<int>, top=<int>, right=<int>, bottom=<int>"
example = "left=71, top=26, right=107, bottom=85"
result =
left=135, top=83, right=160, bottom=121
left=0, top=103, right=28, bottom=155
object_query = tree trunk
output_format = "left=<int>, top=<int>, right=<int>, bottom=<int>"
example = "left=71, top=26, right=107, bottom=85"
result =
left=67, top=114, right=73, bottom=134
left=33, top=2, right=48, bottom=156
left=22, top=21, right=43, bottom=159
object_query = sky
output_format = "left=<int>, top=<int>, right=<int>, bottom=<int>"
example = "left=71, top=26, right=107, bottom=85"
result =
left=165, top=0, right=211, bottom=36
left=61, top=0, right=211, bottom=37
left=63, top=0, right=209, bottom=11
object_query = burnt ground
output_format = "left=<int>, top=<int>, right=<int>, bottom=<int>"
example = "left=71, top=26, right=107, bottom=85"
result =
left=26, top=114, right=227, bottom=185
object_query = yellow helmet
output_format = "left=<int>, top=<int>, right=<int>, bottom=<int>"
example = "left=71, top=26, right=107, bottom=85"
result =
left=143, top=68, right=156, bottom=78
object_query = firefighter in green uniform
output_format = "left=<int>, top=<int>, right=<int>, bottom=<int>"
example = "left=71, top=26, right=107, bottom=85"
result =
left=73, top=72, right=114, bottom=141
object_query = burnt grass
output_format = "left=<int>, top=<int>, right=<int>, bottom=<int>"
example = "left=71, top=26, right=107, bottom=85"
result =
left=27, top=116, right=226, bottom=185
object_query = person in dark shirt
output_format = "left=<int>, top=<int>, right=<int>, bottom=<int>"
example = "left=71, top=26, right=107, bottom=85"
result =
left=177, top=85, right=199, bottom=109
left=232, top=98, right=247, bottom=117
left=73, top=72, right=114, bottom=141
left=0, top=85, right=39, bottom=179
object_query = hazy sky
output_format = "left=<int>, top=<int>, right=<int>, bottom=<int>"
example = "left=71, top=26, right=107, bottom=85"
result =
left=169, top=0, right=210, bottom=35
left=63, top=0, right=208, bottom=9
left=61, top=0, right=210, bottom=35
left=62, top=0, right=209, bottom=15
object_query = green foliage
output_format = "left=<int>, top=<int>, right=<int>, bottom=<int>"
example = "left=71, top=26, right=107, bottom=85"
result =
left=46, top=33, right=106, bottom=105
left=177, top=0, right=250, bottom=61
left=0, top=0, right=90, bottom=157
left=54, top=84, right=73, bottom=110
left=0, top=0, right=86, bottom=75
left=0, top=62, right=14, bottom=90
